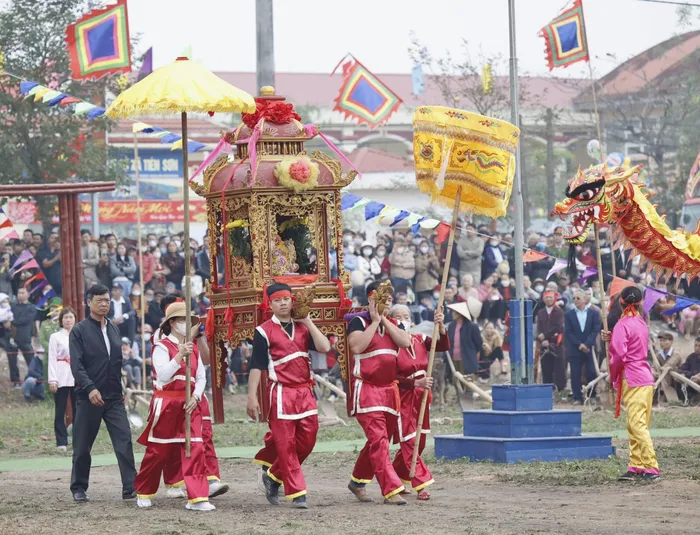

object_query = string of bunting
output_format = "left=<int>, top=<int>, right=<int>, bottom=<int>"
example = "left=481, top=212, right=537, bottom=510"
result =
left=0, top=208, right=57, bottom=308
left=340, top=192, right=700, bottom=316
left=15, top=78, right=206, bottom=153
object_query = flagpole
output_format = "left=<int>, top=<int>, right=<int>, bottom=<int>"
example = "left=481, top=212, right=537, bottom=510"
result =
left=508, top=0, right=528, bottom=384
left=133, top=132, right=147, bottom=391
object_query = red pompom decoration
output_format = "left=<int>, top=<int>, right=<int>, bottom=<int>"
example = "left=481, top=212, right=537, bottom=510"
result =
left=242, top=98, right=301, bottom=130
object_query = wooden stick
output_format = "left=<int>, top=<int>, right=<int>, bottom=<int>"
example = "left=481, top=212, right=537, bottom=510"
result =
left=593, top=224, right=614, bottom=406
left=133, top=133, right=148, bottom=392
left=444, top=351, right=465, bottom=396
left=454, top=372, right=493, bottom=402
left=312, top=373, right=347, bottom=400
left=670, top=371, right=700, bottom=394
left=409, top=186, right=461, bottom=479
left=182, top=112, right=192, bottom=458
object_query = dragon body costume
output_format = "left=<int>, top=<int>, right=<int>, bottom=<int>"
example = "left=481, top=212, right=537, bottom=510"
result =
left=552, top=163, right=700, bottom=280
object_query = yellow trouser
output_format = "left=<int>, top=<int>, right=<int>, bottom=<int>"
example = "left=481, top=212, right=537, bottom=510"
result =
left=622, top=380, right=659, bottom=473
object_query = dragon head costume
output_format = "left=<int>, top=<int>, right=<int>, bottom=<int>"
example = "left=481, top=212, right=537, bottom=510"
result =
left=551, top=163, right=700, bottom=280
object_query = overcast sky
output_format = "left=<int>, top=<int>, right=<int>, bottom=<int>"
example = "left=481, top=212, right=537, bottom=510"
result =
left=128, top=0, right=700, bottom=78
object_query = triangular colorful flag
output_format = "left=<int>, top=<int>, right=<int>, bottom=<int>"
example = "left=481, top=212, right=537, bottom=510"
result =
left=0, top=218, right=11, bottom=230
left=390, top=210, right=410, bottom=227
left=19, top=80, right=39, bottom=94
left=364, top=201, right=385, bottom=221
left=37, top=289, right=56, bottom=308
left=47, top=94, right=68, bottom=106
left=28, top=279, right=49, bottom=296
left=33, top=87, right=51, bottom=102
left=341, top=193, right=362, bottom=211
left=608, top=276, right=635, bottom=297
left=662, top=296, right=699, bottom=316
left=578, top=267, right=598, bottom=283
left=14, top=258, right=39, bottom=275
left=132, top=122, right=154, bottom=133
left=74, top=102, right=96, bottom=115
left=24, top=84, right=42, bottom=99
left=411, top=217, right=426, bottom=235
left=546, top=258, right=568, bottom=280
left=87, top=106, right=106, bottom=119
left=138, top=47, right=153, bottom=81
left=523, top=250, right=548, bottom=263
left=643, top=288, right=666, bottom=315
left=0, top=229, right=19, bottom=241
left=160, top=133, right=181, bottom=144
left=10, top=250, right=33, bottom=271
left=436, top=223, right=451, bottom=244
left=42, top=90, right=63, bottom=103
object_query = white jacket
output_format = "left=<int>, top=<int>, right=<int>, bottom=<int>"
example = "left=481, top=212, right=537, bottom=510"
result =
left=48, top=329, right=75, bottom=388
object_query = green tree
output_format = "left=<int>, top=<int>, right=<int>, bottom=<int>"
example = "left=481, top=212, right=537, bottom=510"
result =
left=0, top=0, right=129, bottom=235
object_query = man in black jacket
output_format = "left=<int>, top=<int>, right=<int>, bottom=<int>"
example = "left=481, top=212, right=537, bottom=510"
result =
left=69, top=284, right=136, bottom=503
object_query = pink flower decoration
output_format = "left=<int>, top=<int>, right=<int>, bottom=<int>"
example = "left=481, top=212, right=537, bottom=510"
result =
left=289, top=160, right=311, bottom=183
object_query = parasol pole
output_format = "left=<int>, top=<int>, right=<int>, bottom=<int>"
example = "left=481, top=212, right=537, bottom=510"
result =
left=409, top=186, right=462, bottom=479
left=182, top=111, right=192, bottom=457
left=508, top=0, right=528, bottom=384
left=133, top=132, right=148, bottom=391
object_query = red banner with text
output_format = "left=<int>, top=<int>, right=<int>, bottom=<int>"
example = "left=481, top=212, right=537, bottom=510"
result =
left=6, top=200, right=208, bottom=225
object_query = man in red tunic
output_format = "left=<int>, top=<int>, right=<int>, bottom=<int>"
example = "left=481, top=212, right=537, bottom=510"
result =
left=247, top=283, right=331, bottom=509
left=134, top=301, right=213, bottom=511
left=347, top=281, right=412, bottom=505
left=389, top=304, right=449, bottom=500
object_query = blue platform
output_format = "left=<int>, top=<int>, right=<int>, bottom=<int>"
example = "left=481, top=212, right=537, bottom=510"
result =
left=435, top=384, right=615, bottom=463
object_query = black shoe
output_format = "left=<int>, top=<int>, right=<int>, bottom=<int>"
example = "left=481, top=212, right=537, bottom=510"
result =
left=618, top=471, right=639, bottom=481
left=292, top=495, right=308, bottom=509
left=73, top=490, right=89, bottom=502
left=642, top=472, right=661, bottom=482
left=262, top=472, right=280, bottom=505
left=122, top=490, right=136, bottom=500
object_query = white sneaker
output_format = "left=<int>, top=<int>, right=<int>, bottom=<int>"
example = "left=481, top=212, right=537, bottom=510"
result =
left=186, top=501, right=215, bottom=511
left=57, top=445, right=67, bottom=452
left=208, top=480, right=229, bottom=498
left=137, top=498, right=152, bottom=508
left=166, top=487, right=187, bottom=499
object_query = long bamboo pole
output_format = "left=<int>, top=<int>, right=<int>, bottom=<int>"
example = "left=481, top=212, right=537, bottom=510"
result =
left=133, top=133, right=147, bottom=391
left=594, top=225, right=614, bottom=405
left=409, top=186, right=461, bottom=479
left=182, top=112, right=192, bottom=457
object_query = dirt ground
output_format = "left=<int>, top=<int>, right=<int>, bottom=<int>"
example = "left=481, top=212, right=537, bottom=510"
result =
left=0, top=454, right=698, bottom=535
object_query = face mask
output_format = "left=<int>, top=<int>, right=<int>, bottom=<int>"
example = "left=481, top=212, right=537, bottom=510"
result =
left=376, top=250, right=385, bottom=258
left=490, top=294, right=500, bottom=301
left=141, top=246, right=147, bottom=253
left=343, top=236, right=352, bottom=246
left=202, top=297, right=211, bottom=307
left=160, top=248, right=167, bottom=255
left=534, top=285, right=544, bottom=293
left=0, top=301, right=9, bottom=308
left=399, top=320, right=411, bottom=331
left=173, top=240, right=181, bottom=248
left=362, top=248, right=372, bottom=257
left=489, top=240, right=498, bottom=246
left=501, top=280, right=510, bottom=287
left=433, top=292, right=440, bottom=300
left=353, top=238, right=363, bottom=246
left=153, top=252, right=161, bottom=260
left=146, top=295, right=154, bottom=302
left=148, top=240, right=157, bottom=248
left=420, top=247, right=429, bottom=254
left=174, top=322, right=187, bottom=336
left=143, top=333, right=152, bottom=342
left=132, top=289, right=141, bottom=296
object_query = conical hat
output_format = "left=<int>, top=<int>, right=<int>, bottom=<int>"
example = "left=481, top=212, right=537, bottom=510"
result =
left=465, top=296, right=483, bottom=320
left=448, top=301, right=472, bottom=321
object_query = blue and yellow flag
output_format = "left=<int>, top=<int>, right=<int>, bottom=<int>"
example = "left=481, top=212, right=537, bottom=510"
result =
left=539, top=0, right=589, bottom=71
left=333, top=58, right=402, bottom=129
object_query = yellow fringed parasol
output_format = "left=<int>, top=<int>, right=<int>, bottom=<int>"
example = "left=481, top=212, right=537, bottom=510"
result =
left=408, top=106, right=520, bottom=478
left=106, top=57, right=256, bottom=457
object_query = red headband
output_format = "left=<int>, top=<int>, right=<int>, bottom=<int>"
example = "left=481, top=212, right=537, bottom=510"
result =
left=543, top=291, right=558, bottom=298
left=269, top=290, right=291, bottom=301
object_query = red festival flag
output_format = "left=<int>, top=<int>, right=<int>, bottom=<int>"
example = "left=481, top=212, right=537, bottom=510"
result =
left=539, top=0, right=590, bottom=71
left=332, top=56, right=402, bottom=129
left=66, top=0, right=132, bottom=81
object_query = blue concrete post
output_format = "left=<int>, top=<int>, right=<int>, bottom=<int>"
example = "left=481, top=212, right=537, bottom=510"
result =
left=509, top=299, right=534, bottom=384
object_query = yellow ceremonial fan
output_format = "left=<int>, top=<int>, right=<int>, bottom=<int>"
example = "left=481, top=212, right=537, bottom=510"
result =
left=412, top=106, right=520, bottom=218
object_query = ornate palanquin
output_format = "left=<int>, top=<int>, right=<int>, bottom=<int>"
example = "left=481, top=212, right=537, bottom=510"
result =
left=191, top=87, right=357, bottom=423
